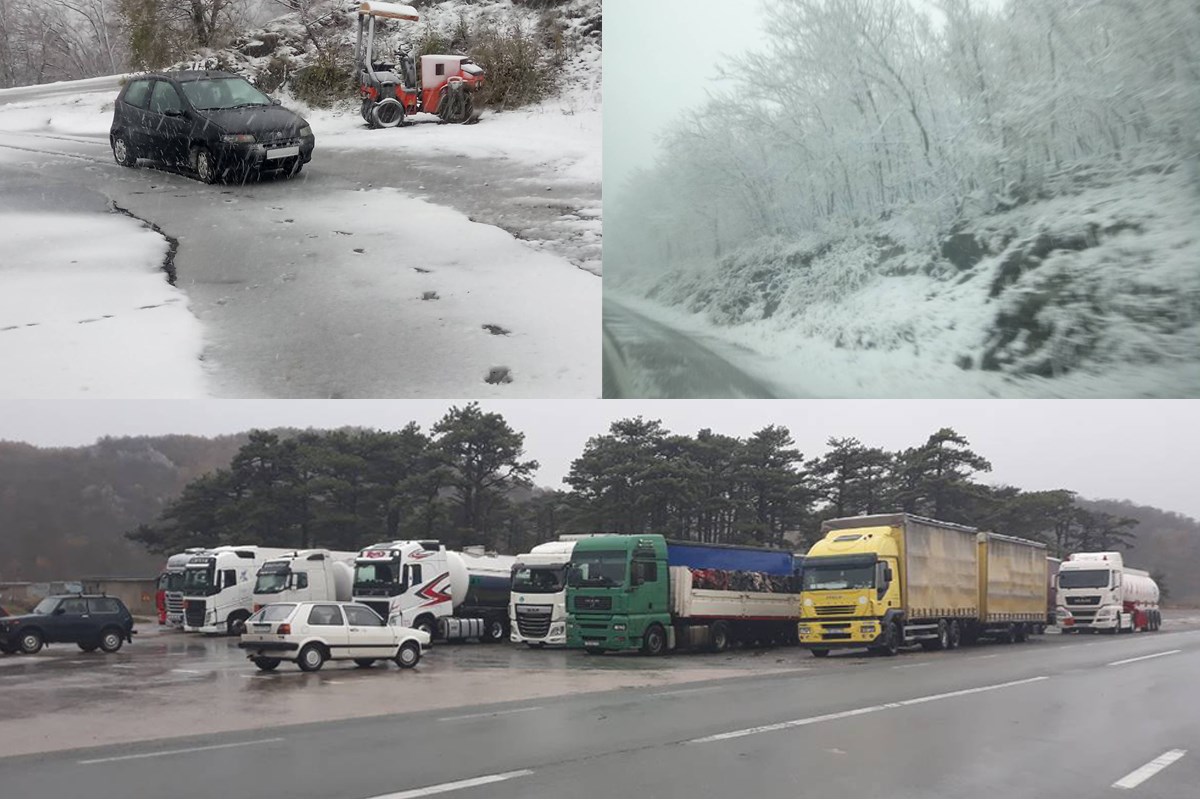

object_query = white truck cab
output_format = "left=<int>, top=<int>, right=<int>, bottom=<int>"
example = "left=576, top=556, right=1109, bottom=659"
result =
left=509, top=536, right=607, bottom=646
left=1056, top=551, right=1160, bottom=633
left=252, top=549, right=356, bottom=611
left=182, top=545, right=293, bottom=635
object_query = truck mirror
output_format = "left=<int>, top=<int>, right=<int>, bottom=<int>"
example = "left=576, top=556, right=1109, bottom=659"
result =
left=884, top=565, right=893, bottom=583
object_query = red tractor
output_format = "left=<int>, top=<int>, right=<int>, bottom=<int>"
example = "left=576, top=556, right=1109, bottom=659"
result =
left=355, top=1, right=485, bottom=128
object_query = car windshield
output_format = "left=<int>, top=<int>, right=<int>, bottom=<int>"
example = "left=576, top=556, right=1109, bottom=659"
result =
left=250, top=604, right=296, bottom=623
left=568, top=551, right=627, bottom=588
left=254, top=572, right=289, bottom=594
left=1059, top=569, right=1111, bottom=589
left=803, top=564, right=875, bottom=591
left=182, top=77, right=271, bottom=111
left=32, top=598, right=59, bottom=615
left=512, top=566, right=566, bottom=594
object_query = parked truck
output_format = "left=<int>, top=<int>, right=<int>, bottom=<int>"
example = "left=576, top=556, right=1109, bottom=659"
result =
left=565, top=534, right=803, bottom=655
left=1046, top=556, right=1062, bottom=629
left=1056, top=551, right=1160, bottom=633
left=182, top=546, right=293, bottom=635
left=508, top=535, right=612, bottom=647
left=162, top=548, right=208, bottom=627
left=352, top=540, right=515, bottom=642
left=252, top=549, right=357, bottom=612
left=798, top=514, right=1048, bottom=657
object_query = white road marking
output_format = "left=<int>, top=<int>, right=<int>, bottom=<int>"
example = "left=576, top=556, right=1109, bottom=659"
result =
left=891, top=661, right=932, bottom=669
left=965, top=654, right=999, bottom=660
left=689, top=676, right=1049, bottom=743
left=650, top=686, right=722, bottom=697
left=1107, top=650, right=1182, bottom=667
left=1113, top=749, right=1187, bottom=789
left=110, top=664, right=138, bottom=669
left=78, top=737, right=285, bottom=765
left=170, top=669, right=203, bottom=674
left=437, top=706, right=543, bottom=722
left=374, top=769, right=535, bottom=798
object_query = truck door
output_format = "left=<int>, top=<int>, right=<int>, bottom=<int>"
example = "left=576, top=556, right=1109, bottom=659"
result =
left=629, top=557, right=667, bottom=637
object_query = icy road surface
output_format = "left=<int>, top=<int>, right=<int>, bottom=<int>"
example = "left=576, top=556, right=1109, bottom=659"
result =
left=0, top=81, right=600, bottom=398
left=603, top=296, right=784, bottom=398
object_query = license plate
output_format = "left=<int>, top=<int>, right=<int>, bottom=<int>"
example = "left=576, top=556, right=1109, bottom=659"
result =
left=583, top=640, right=600, bottom=647
left=253, top=624, right=271, bottom=632
left=266, top=146, right=300, bottom=160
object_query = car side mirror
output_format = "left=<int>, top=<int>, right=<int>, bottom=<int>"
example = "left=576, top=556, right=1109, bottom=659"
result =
left=53, top=607, right=65, bottom=615
left=271, top=98, right=282, bottom=106
left=164, top=108, right=183, bottom=117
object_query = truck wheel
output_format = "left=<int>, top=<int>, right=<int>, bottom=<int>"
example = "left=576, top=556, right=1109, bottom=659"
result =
left=227, top=613, right=249, bottom=637
left=948, top=620, right=961, bottom=649
left=810, top=648, right=830, bottom=658
left=19, top=630, right=43, bottom=655
left=395, top=641, right=420, bottom=669
left=253, top=657, right=280, bottom=672
left=526, top=642, right=545, bottom=649
left=99, top=628, right=124, bottom=653
left=709, top=621, right=731, bottom=653
left=999, top=624, right=1015, bottom=644
left=481, top=619, right=506, bottom=643
left=1014, top=624, right=1028, bottom=643
left=415, top=616, right=437, bottom=639
left=641, top=624, right=667, bottom=656
left=297, top=644, right=325, bottom=672
left=882, top=623, right=900, bottom=656
left=584, top=647, right=604, bottom=655
left=354, top=659, right=377, bottom=668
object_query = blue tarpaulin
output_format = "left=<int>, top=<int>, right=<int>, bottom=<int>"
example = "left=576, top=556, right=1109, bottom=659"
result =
left=665, top=543, right=796, bottom=575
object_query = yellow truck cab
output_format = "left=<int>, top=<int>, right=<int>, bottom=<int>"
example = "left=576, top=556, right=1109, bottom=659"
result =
left=799, top=513, right=1048, bottom=657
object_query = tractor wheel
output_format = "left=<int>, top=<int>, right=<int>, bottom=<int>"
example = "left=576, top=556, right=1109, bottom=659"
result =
left=360, top=98, right=374, bottom=123
left=370, top=98, right=405, bottom=129
left=437, top=84, right=473, bottom=124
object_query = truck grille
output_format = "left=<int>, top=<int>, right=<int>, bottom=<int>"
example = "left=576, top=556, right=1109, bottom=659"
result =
left=165, top=592, right=184, bottom=616
left=516, top=607, right=552, bottom=638
left=363, top=601, right=390, bottom=620
left=815, top=605, right=857, bottom=616
left=574, top=596, right=611, bottom=611
left=1066, top=596, right=1101, bottom=606
left=184, top=599, right=206, bottom=628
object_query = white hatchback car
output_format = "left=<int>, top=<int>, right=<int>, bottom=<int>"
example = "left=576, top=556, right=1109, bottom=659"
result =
left=239, top=601, right=430, bottom=672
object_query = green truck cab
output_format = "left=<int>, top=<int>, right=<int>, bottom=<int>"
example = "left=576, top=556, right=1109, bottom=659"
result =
left=566, top=535, right=669, bottom=655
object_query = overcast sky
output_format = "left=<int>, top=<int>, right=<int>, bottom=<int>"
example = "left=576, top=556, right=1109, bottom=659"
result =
left=1, top=400, right=1197, bottom=520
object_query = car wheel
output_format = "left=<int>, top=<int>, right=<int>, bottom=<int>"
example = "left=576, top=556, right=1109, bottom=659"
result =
left=354, top=658, right=377, bottom=668
left=394, top=641, right=420, bottom=669
left=19, top=630, right=43, bottom=655
left=641, top=623, right=667, bottom=656
left=112, top=135, right=137, bottom=167
left=99, top=629, right=124, bottom=653
left=253, top=657, right=281, bottom=672
left=78, top=642, right=99, bottom=653
left=288, top=159, right=304, bottom=178
left=297, top=644, right=325, bottom=672
left=195, top=148, right=220, bottom=184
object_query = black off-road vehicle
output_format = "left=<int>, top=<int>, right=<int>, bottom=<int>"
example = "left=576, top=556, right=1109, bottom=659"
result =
left=0, top=594, right=136, bottom=655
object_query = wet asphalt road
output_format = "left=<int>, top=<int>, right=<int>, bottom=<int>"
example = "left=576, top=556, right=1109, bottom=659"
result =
left=0, top=106, right=600, bottom=398
left=603, top=297, right=783, bottom=399
left=3, top=617, right=1199, bottom=797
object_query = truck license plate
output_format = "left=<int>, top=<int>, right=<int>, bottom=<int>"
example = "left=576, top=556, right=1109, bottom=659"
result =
left=266, top=146, right=300, bottom=160
left=584, top=640, right=600, bottom=647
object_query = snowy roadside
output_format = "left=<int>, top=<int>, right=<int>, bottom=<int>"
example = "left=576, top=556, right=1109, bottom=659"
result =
left=0, top=203, right=208, bottom=398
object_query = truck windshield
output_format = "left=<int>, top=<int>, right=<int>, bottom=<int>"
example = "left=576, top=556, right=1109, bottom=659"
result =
left=255, top=572, right=290, bottom=594
left=512, top=566, right=566, bottom=594
left=803, top=564, right=875, bottom=591
left=183, top=566, right=218, bottom=596
left=165, top=572, right=185, bottom=592
left=568, top=551, right=627, bottom=588
left=354, top=562, right=399, bottom=588
left=1059, top=569, right=1110, bottom=589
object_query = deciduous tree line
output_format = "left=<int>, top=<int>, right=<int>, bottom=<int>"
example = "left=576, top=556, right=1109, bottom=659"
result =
left=128, top=411, right=1138, bottom=560
left=608, top=0, right=1200, bottom=280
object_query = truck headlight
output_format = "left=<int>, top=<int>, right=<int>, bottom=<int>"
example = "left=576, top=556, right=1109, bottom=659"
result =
left=861, top=624, right=877, bottom=634
left=803, top=597, right=813, bottom=606
left=797, top=625, right=811, bottom=636
left=858, top=596, right=868, bottom=605
left=612, top=623, right=626, bottom=631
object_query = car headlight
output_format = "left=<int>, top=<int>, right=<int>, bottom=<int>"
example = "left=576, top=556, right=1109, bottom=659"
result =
left=299, top=125, right=312, bottom=138
left=221, top=134, right=256, bottom=144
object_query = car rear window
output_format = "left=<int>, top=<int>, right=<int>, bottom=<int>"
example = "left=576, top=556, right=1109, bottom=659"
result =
left=123, top=79, right=152, bottom=109
left=253, top=604, right=296, bottom=622
left=88, top=598, right=121, bottom=614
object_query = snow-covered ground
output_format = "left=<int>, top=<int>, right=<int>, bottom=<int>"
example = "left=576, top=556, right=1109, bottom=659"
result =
left=0, top=201, right=207, bottom=398
left=610, top=170, right=1200, bottom=398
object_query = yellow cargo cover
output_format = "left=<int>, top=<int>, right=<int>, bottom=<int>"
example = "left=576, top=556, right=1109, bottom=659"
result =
left=901, top=516, right=979, bottom=618
left=978, top=532, right=1048, bottom=622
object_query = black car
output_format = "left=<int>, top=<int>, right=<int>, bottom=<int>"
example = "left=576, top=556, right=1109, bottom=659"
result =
left=110, top=70, right=315, bottom=184
left=0, top=594, right=136, bottom=655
